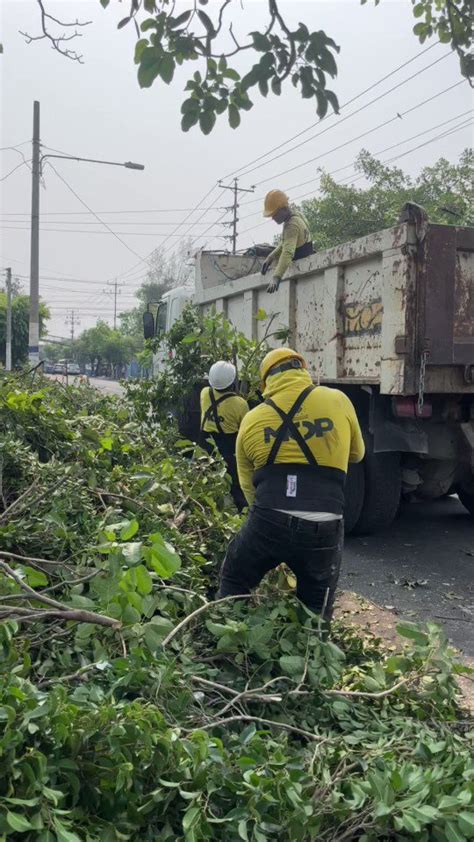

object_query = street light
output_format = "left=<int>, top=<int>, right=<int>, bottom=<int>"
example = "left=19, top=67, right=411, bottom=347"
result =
left=28, top=100, right=145, bottom=365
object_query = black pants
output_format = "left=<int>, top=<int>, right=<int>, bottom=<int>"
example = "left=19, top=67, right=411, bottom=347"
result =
left=200, top=432, right=247, bottom=512
left=217, top=507, right=343, bottom=618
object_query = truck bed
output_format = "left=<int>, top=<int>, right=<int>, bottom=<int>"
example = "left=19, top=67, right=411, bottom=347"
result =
left=195, top=222, right=474, bottom=396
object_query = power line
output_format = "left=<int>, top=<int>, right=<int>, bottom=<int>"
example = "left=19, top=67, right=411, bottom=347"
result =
left=238, top=108, right=473, bottom=222
left=0, top=219, right=221, bottom=226
left=237, top=119, right=473, bottom=239
left=0, top=207, right=226, bottom=217
left=221, top=41, right=443, bottom=181
left=45, top=162, right=151, bottom=267
left=0, top=159, right=32, bottom=182
left=0, top=226, right=226, bottom=237
left=0, top=140, right=30, bottom=152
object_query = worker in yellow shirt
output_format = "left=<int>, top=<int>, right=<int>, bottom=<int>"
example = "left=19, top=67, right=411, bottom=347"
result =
left=261, top=190, right=314, bottom=294
left=200, top=361, right=249, bottom=511
left=216, top=348, right=365, bottom=618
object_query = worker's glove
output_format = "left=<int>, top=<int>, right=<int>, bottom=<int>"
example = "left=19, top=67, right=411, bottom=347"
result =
left=261, top=258, right=271, bottom=276
left=267, top=276, right=281, bottom=294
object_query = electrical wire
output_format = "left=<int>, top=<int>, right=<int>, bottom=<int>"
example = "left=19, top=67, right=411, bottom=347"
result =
left=237, top=108, right=473, bottom=222
left=221, top=42, right=443, bottom=180
left=0, top=160, right=32, bottom=182
left=0, top=207, right=227, bottom=216
left=44, top=162, right=151, bottom=266
left=237, top=119, right=473, bottom=239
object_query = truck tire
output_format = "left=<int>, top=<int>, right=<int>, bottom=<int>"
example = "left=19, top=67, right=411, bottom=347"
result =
left=458, top=485, right=474, bottom=517
left=344, top=461, right=365, bottom=534
left=352, top=435, right=401, bottom=535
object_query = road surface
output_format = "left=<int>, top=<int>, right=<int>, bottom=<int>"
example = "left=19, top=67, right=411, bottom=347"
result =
left=47, top=374, right=125, bottom=397
left=342, top=496, right=473, bottom=657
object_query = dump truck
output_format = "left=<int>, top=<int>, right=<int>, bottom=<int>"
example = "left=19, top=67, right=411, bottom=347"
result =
left=145, top=208, right=474, bottom=533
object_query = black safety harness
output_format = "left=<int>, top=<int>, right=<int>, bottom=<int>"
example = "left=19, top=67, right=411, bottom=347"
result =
left=201, top=389, right=236, bottom=434
left=264, top=382, right=317, bottom=466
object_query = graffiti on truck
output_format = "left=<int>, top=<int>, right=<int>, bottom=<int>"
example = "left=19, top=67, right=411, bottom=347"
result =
left=342, top=297, right=383, bottom=336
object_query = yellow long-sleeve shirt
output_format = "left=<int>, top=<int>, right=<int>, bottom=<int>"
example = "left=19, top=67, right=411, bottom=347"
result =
left=200, top=387, right=249, bottom=434
left=268, top=208, right=311, bottom=280
left=236, top=369, right=365, bottom=507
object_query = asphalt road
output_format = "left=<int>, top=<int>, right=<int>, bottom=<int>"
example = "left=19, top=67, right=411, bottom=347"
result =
left=342, top=496, right=474, bottom=656
left=87, top=377, right=125, bottom=397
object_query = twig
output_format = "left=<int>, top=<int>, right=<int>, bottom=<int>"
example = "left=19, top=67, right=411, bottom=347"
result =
left=0, top=561, right=120, bottom=628
left=187, top=714, right=324, bottom=742
left=323, top=676, right=412, bottom=699
left=159, top=583, right=208, bottom=605
left=161, top=594, right=252, bottom=647
left=0, top=605, right=120, bottom=628
left=0, top=481, right=38, bottom=522
left=0, top=549, right=66, bottom=566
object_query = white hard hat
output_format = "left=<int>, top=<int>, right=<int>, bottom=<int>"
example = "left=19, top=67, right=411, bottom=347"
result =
left=208, top=361, right=236, bottom=390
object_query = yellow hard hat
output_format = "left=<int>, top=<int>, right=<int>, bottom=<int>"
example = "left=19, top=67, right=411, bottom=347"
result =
left=263, top=189, right=289, bottom=218
left=260, top=347, right=306, bottom=384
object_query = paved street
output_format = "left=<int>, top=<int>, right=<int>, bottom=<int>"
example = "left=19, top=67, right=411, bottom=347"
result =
left=87, top=377, right=125, bottom=397
left=342, top=496, right=474, bottom=656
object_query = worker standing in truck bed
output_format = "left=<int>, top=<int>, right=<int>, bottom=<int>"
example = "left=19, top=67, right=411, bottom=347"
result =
left=200, top=361, right=249, bottom=511
left=261, top=190, right=314, bottom=294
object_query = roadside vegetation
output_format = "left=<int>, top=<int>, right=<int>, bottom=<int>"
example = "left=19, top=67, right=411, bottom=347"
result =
left=0, top=331, right=472, bottom=840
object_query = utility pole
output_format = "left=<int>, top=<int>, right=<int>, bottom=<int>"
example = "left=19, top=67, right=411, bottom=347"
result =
left=218, top=177, right=255, bottom=254
left=29, top=100, right=41, bottom=365
left=65, top=310, right=80, bottom=342
left=104, top=279, right=123, bottom=329
left=26, top=98, right=144, bottom=364
left=5, top=268, right=12, bottom=372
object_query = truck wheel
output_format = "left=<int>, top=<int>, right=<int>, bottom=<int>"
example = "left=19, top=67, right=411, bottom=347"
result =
left=352, top=435, right=401, bottom=535
left=458, top=484, right=474, bottom=517
left=344, top=461, right=365, bottom=534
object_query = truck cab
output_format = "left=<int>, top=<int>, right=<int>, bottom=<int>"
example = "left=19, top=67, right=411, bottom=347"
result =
left=148, top=286, right=193, bottom=374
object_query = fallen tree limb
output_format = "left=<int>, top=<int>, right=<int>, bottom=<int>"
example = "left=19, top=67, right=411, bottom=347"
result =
left=161, top=594, right=253, bottom=647
left=187, top=714, right=326, bottom=742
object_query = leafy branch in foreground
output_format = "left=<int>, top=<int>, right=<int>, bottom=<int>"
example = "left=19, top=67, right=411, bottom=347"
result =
left=0, top=372, right=472, bottom=841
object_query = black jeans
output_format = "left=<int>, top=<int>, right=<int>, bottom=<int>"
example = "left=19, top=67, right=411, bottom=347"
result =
left=217, top=507, right=343, bottom=618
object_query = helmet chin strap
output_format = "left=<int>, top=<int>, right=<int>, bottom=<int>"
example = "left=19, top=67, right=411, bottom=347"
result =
left=267, top=359, right=303, bottom=379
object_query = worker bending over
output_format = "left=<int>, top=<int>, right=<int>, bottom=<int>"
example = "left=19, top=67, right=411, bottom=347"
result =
left=261, top=190, right=313, bottom=294
left=217, top=348, right=365, bottom=618
left=200, top=361, right=249, bottom=511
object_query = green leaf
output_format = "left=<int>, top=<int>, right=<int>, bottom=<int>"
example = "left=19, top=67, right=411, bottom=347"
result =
left=183, top=805, right=200, bottom=832
left=445, top=821, right=467, bottom=842
left=170, top=10, right=192, bottom=28
left=458, top=812, right=474, bottom=837
left=197, top=10, right=215, bottom=34
left=228, top=104, right=241, bottom=129
left=315, top=90, right=328, bottom=118
left=100, top=0, right=110, bottom=7
left=53, top=819, right=82, bottom=842
left=271, top=77, right=282, bottom=96
left=199, top=110, right=216, bottom=135
left=6, top=812, right=33, bottom=832
left=117, top=16, right=131, bottom=30
left=135, top=564, right=153, bottom=595
left=24, top=566, right=48, bottom=588
left=159, top=54, right=175, bottom=84
left=138, top=47, right=162, bottom=88
left=413, top=3, right=425, bottom=17
left=396, top=623, right=429, bottom=645
left=122, top=541, right=143, bottom=566
left=147, top=540, right=181, bottom=578
left=279, top=655, right=306, bottom=678
left=120, top=519, right=139, bottom=540
left=182, top=110, right=199, bottom=132
left=143, top=618, right=173, bottom=651
left=251, top=32, right=270, bottom=51
left=134, top=38, right=149, bottom=64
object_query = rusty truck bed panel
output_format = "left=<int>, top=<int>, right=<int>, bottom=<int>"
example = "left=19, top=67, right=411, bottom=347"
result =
left=195, top=223, right=474, bottom=396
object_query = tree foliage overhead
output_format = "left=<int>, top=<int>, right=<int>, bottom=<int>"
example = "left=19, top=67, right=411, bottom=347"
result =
left=301, top=148, right=473, bottom=251
left=18, top=0, right=473, bottom=134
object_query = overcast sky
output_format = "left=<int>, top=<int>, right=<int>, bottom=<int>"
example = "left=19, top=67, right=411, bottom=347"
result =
left=1, top=0, right=472, bottom=339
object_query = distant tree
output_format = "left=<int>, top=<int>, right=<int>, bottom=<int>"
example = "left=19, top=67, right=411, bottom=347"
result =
left=20, top=1, right=472, bottom=134
left=0, top=294, right=49, bottom=368
left=302, top=148, right=473, bottom=251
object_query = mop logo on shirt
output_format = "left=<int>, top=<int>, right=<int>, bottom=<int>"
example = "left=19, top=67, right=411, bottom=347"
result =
left=264, top=417, right=334, bottom=445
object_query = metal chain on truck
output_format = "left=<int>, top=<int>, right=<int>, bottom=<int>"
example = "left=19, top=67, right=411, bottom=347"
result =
left=417, top=350, right=430, bottom=416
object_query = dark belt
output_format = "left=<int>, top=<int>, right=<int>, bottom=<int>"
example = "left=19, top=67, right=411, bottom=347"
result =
left=253, top=506, right=341, bottom=535
left=294, top=241, right=314, bottom=260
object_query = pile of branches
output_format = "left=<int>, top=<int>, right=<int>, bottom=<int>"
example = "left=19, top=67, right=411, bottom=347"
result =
left=0, top=371, right=473, bottom=842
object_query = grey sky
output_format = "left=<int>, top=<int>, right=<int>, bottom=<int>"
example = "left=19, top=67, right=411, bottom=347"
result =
left=1, top=0, right=472, bottom=339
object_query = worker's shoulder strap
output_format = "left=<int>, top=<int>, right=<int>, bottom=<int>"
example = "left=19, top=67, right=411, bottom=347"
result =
left=264, top=384, right=317, bottom=466
left=202, top=389, right=236, bottom=433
